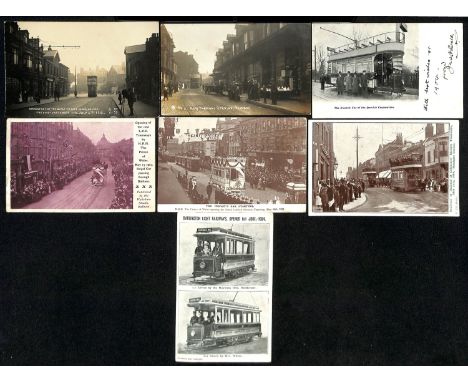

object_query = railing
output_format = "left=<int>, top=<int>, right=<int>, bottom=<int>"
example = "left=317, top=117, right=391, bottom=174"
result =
left=329, top=32, right=405, bottom=55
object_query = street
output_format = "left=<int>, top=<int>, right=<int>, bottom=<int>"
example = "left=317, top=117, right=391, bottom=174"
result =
left=353, top=187, right=448, bottom=213
left=312, top=81, right=419, bottom=102
left=161, top=88, right=288, bottom=116
left=24, top=167, right=116, bottom=210
left=8, top=94, right=122, bottom=118
left=158, top=162, right=289, bottom=204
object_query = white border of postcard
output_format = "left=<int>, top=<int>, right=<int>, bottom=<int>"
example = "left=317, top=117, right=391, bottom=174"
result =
left=308, top=119, right=459, bottom=217
left=6, top=118, right=156, bottom=213
left=311, top=23, right=463, bottom=118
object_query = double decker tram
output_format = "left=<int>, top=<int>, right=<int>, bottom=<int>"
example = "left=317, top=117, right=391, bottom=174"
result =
left=326, top=24, right=407, bottom=94
left=390, top=153, right=423, bottom=192
left=186, top=297, right=262, bottom=349
left=193, top=227, right=255, bottom=281
left=362, top=168, right=377, bottom=187
left=175, top=155, right=200, bottom=172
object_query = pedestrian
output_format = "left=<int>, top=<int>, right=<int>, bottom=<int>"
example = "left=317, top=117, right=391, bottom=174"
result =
left=360, top=70, right=368, bottom=98
left=336, top=72, right=344, bottom=95
left=352, top=73, right=359, bottom=96
left=319, top=181, right=328, bottom=212
left=127, top=89, right=135, bottom=116
left=320, top=74, right=326, bottom=91
left=206, top=182, right=213, bottom=201
left=163, top=85, right=169, bottom=101
left=345, top=71, right=352, bottom=95
left=118, top=91, right=122, bottom=105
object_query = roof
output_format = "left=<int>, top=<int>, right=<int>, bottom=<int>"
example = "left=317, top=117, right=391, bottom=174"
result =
left=124, top=44, right=146, bottom=54
left=43, top=49, right=60, bottom=61
left=194, top=227, right=253, bottom=240
left=187, top=297, right=260, bottom=312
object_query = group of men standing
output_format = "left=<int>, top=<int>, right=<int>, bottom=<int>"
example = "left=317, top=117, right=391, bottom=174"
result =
left=318, top=178, right=366, bottom=212
left=335, top=71, right=369, bottom=97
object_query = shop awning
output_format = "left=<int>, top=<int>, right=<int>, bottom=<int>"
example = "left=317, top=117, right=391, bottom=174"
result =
left=378, top=170, right=391, bottom=178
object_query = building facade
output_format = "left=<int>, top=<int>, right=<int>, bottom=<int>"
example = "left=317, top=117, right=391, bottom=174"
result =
left=160, top=25, right=177, bottom=90
left=212, top=23, right=311, bottom=100
left=312, top=122, right=334, bottom=184
left=423, top=123, right=449, bottom=181
left=173, top=51, right=199, bottom=88
left=125, top=32, right=159, bottom=104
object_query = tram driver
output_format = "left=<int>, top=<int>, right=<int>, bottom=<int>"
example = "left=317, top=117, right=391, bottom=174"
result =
left=190, top=311, right=199, bottom=325
left=194, top=240, right=204, bottom=256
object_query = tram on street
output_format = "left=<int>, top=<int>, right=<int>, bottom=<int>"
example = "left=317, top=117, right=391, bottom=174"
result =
left=176, top=155, right=201, bottom=172
left=325, top=24, right=407, bottom=94
left=186, top=297, right=262, bottom=349
left=362, top=169, right=377, bottom=187
left=193, top=227, right=255, bottom=280
left=210, top=157, right=246, bottom=192
left=390, top=154, right=423, bottom=192
left=87, top=76, right=97, bottom=97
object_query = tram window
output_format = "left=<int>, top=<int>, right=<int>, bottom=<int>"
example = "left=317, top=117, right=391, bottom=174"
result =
left=231, top=313, right=235, bottom=323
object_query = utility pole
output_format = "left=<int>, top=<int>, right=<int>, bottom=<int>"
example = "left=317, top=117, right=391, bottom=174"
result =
left=353, top=126, right=363, bottom=178
left=314, top=45, right=317, bottom=82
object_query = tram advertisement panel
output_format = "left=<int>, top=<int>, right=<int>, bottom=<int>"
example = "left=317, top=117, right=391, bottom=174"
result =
left=6, top=118, right=156, bottom=212
left=175, top=213, right=273, bottom=363
left=311, top=23, right=463, bottom=119
left=308, top=120, right=459, bottom=217
left=157, top=117, right=307, bottom=213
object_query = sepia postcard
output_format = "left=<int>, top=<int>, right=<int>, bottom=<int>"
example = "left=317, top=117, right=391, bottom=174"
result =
left=311, top=23, right=463, bottom=118
left=157, top=117, right=307, bottom=213
left=6, top=118, right=155, bottom=212
left=5, top=21, right=159, bottom=118
left=308, top=120, right=459, bottom=216
left=161, top=23, right=311, bottom=116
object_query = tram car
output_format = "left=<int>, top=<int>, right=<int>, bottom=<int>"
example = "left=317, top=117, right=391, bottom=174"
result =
left=362, top=169, right=377, bottom=187
left=326, top=24, right=407, bottom=94
left=390, top=154, right=423, bottom=192
left=193, top=227, right=255, bottom=280
left=175, top=155, right=200, bottom=172
left=186, top=297, right=262, bottom=348
left=210, top=157, right=246, bottom=192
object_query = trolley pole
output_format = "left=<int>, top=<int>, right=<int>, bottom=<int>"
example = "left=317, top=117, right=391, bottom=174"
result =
left=353, top=127, right=363, bottom=179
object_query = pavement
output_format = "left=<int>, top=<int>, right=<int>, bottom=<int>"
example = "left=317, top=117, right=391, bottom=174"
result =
left=312, top=81, right=419, bottom=102
left=7, top=94, right=76, bottom=110
left=111, top=94, right=157, bottom=118
left=313, top=192, right=367, bottom=212
left=161, top=88, right=295, bottom=116
left=22, top=166, right=116, bottom=210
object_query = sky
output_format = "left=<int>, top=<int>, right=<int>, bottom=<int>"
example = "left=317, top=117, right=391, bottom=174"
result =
left=73, top=121, right=134, bottom=144
left=18, top=21, right=158, bottom=71
left=178, top=222, right=270, bottom=277
left=312, top=23, right=419, bottom=69
left=332, top=122, right=431, bottom=177
left=177, top=290, right=270, bottom=348
left=164, top=23, right=236, bottom=74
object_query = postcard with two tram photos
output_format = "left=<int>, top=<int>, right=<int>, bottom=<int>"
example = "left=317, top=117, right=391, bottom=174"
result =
left=175, top=212, right=273, bottom=363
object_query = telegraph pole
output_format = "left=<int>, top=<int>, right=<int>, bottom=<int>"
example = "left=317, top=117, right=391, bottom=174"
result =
left=353, top=126, right=363, bottom=178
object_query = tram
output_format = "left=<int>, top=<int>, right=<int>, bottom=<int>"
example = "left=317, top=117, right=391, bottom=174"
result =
left=175, top=155, right=200, bottom=172
left=193, top=227, right=255, bottom=280
left=390, top=154, right=423, bottom=192
left=211, top=157, right=246, bottom=192
left=326, top=24, right=407, bottom=94
left=186, top=297, right=262, bottom=348
left=87, top=76, right=97, bottom=97
left=362, top=169, right=377, bottom=187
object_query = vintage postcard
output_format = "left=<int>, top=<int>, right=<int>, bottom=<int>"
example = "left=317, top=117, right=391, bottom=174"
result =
left=161, top=23, right=311, bottom=116
left=312, top=23, right=463, bottom=118
left=176, top=290, right=271, bottom=363
left=308, top=120, right=459, bottom=216
left=158, top=117, right=307, bottom=213
left=6, top=118, right=155, bottom=212
left=175, top=213, right=273, bottom=362
left=177, top=213, right=273, bottom=288
left=5, top=21, right=158, bottom=118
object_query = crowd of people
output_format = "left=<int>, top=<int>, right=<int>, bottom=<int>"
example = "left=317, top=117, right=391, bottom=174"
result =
left=317, top=178, right=366, bottom=212
left=10, top=163, right=92, bottom=208
left=110, top=160, right=133, bottom=209
left=246, top=166, right=303, bottom=192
